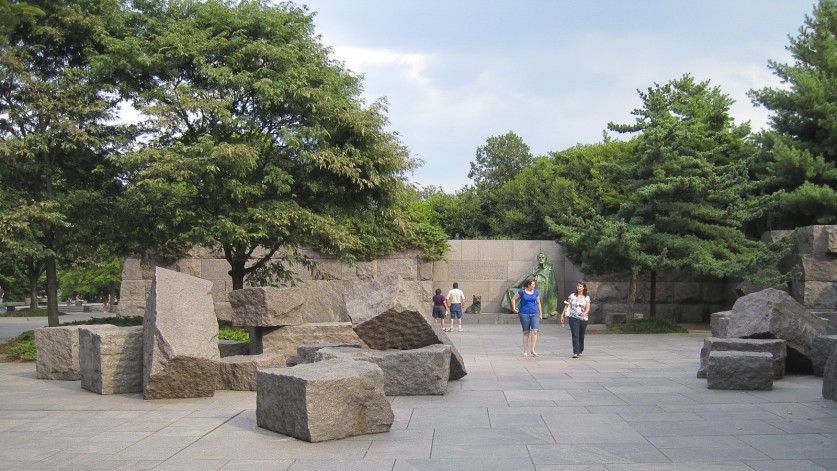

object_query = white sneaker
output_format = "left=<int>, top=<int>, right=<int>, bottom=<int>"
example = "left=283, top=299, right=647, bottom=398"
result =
left=458, top=327, right=463, bottom=332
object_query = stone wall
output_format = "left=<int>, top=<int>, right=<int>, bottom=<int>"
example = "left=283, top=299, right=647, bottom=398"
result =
left=118, top=240, right=731, bottom=324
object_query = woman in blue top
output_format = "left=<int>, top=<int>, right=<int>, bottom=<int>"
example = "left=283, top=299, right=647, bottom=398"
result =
left=511, top=278, right=543, bottom=357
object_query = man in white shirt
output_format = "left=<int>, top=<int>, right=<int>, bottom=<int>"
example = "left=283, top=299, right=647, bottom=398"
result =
left=446, top=282, right=466, bottom=332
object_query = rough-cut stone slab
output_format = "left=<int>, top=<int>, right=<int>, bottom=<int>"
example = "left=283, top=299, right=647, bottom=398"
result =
left=316, top=344, right=451, bottom=395
left=143, top=267, right=220, bottom=399
left=296, top=343, right=363, bottom=364
left=80, top=326, right=143, bottom=394
left=697, top=338, right=786, bottom=379
left=228, top=287, right=304, bottom=327
left=253, top=323, right=367, bottom=363
left=219, top=340, right=249, bottom=357
left=256, top=359, right=393, bottom=442
left=297, top=280, right=354, bottom=323
left=711, top=288, right=829, bottom=372
left=824, top=348, right=837, bottom=401
left=707, top=351, right=773, bottom=391
left=35, top=326, right=83, bottom=380
left=812, top=335, right=837, bottom=377
left=217, top=353, right=286, bottom=391
left=344, top=272, right=467, bottom=380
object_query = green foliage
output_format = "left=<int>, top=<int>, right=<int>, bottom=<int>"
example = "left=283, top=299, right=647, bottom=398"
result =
left=109, top=0, right=438, bottom=289
left=0, top=0, right=131, bottom=325
left=604, top=75, right=768, bottom=279
left=748, top=0, right=837, bottom=229
left=607, top=318, right=689, bottom=334
left=468, top=131, right=534, bottom=194
left=58, top=256, right=123, bottom=300
left=218, top=321, right=250, bottom=342
left=4, top=338, right=36, bottom=361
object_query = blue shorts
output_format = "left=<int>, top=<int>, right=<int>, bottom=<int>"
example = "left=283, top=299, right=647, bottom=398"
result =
left=450, top=304, right=462, bottom=319
left=519, top=313, right=540, bottom=332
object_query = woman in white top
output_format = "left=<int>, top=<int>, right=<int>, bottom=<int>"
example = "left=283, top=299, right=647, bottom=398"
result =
left=560, top=281, right=590, bottom=358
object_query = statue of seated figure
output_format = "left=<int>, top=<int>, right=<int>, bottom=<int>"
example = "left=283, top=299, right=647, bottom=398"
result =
left=501, top=252, right=559, bottom=316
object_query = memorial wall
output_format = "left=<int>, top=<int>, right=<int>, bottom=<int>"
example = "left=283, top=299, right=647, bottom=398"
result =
left=119, top=239, right=734, bottom=325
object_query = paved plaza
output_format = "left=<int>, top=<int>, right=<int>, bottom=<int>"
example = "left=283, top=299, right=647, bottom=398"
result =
left=1, top=323, right=836, bottom=470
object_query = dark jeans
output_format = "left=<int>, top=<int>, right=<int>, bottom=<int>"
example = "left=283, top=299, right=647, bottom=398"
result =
left=569, top=317, right=588, bottom=354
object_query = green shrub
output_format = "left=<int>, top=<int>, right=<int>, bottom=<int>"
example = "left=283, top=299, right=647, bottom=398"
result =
left=6, top=339, right=36, bottom=361
left=607, top=318, right=689, bottom=334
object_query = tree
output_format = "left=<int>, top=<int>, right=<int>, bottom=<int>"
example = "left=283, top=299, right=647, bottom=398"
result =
left=555, top=75, right=771, bottom=317
left=748, top=0, right=837, bottom=230
left=468, top=131, right=534, bottom=194
left=109, top=0, right=443, bottom=290
left=58, top=255, right=122, bottom=310
left=0, top=0, right=127, bottom=326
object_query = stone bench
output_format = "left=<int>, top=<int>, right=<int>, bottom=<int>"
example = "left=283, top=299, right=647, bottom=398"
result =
left=812, top=335, right=837, bottom=377
left=697, top=337, right=786, bottom=379
left=79, top=326, right=143, bottom=394
left=217, top=353, right=286, bottom=391
left=315, top=344, right=451, bottom=395
left=256, top=359, right=393, bottom=442
left=706, top=351, right=773, bottom=391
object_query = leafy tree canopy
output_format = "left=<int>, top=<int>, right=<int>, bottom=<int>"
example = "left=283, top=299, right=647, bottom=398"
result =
left=748, top=0, right=837, bottom=229
left=106, top=0, right=443, bottom=289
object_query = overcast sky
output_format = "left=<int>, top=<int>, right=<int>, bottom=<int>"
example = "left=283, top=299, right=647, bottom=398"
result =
left=303, top=0, right=815, bottom=193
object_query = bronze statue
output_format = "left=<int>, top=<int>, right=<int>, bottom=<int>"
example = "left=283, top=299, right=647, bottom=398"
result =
left=502, top=252, right=559, bottom=316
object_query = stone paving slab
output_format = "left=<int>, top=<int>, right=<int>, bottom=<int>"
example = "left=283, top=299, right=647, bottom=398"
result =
left=0, top=324, right=836, bottom=470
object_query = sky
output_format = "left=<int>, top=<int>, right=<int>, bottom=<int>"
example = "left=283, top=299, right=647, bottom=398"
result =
left=302, top=0, right=816, bottom=193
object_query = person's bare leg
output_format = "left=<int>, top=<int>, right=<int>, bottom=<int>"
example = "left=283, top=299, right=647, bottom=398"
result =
left=531, top=330, right=539, bottom=356
left=522, top=332, right=529, bottom=356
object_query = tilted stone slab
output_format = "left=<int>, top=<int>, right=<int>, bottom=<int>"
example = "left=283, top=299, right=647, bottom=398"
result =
left=344, top=272, right=467, bottom=380
left=296, top=343, right=363, bottom=364
left=217, top=353, right=286, bottom=391
left=80, top=325, right=143, bottom=394
left=707, top=351, right=773, bottom=391
left=812, top=335, right=837, bottom=377
left=143, top=267, right=220, bottom=399
left=228, top=287, right=303, bottom=327
left=824, top=349, right=837, bottom=401
left=316, top=344, right=451, bottom=395
left=697, top=337, right=786, bottom=380
left=219, top=340, right=249, bottom=358
left=35, top=326, right=84, bottom=380
left=256, top=359, right=393, bottom=442
left=254, top=323, right=367, bottom=364
left=711, top=288, right=829, bottom=372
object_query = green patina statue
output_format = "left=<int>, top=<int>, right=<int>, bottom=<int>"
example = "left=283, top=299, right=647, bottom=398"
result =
left=501, top=252, right=559, bottom=316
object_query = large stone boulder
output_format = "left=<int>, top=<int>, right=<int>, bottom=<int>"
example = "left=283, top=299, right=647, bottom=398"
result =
left=812, top=335, right=837, bottom=377
left=316, top=344, right=451, bottom=395
left=344, top=272, right=467, bottom=380
left=217, top=353, right=286, bottom=391
left=256, top=359, right=393, bottom=442
left=143, top=267, right=220, bottom=399
left=711, top=288, right=829, bottom=373
left=35, top=326, right=83, bottom=380
left=252, top=323, right=367, bottom=364
left=296, top=343, right=363, bottom=364
left=228, top=287, right=304, bottom=327
left=706, top=351, right=773, bottom=391
left=79, top=325, right=144, bottom=394
left=697, top=338, right=786, bottom=380
left=219, top=340, right=249, bottom=357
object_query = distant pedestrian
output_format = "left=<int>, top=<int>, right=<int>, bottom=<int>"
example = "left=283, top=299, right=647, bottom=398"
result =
left=446, top=282, right=466, bottom=332
left=511, top=278, right=542, bottom=357
left=561, top=281, right=591, bottom=358
left=102, top=296, right=109, bottom=312
left=431, top=288, right=449, bottom=330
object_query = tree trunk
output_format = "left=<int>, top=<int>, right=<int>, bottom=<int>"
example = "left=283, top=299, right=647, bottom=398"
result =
left=29, top=276, right=39, bottom=310
left=649, top=270, right=657, bottom=318
left=627, top=270, right=638, bottom=321
left=230, top=259, right=246, bottom=291
left=46, top=255, right=59, bottom=327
